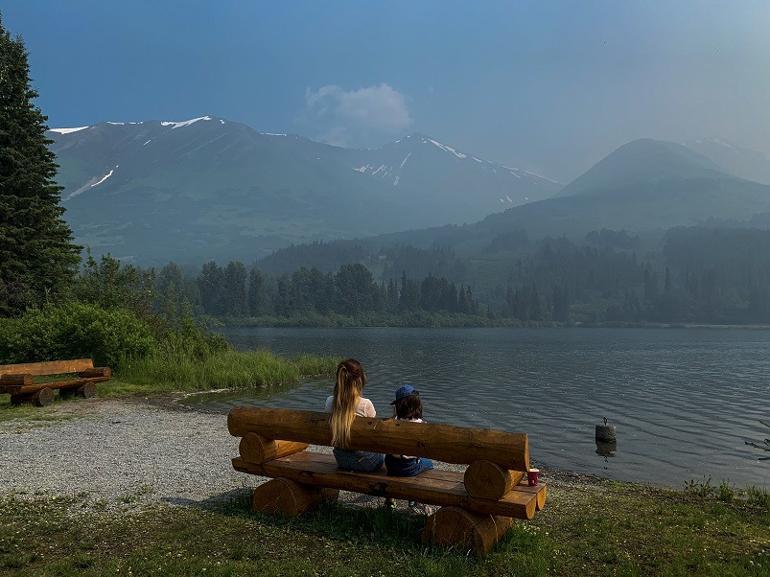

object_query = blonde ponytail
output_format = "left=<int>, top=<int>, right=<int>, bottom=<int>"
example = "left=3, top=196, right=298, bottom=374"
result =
left=329, top=359, right=366, bottom=448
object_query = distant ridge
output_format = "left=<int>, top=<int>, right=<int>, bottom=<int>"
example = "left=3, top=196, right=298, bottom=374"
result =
left=257, top=138, right=770, bottom=272
left=559, top=138, right=723, bottom=197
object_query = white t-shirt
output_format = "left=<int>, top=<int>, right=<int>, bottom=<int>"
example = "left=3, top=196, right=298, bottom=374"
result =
left=324, top=395, right=376, bottom=418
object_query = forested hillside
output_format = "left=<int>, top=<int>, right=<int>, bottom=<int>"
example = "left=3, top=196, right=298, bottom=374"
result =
left=133, top=226, right=770, bottom=326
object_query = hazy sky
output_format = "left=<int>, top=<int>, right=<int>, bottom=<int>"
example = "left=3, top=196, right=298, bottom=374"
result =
left=5, top=0, right=770, bottom=181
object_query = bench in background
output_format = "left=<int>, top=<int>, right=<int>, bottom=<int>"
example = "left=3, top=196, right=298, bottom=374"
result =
left=229, top=407, right=546, bottom=554
left=0, top=358, right=112, bottom=406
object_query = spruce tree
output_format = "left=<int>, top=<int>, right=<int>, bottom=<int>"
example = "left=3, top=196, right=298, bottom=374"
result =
left=0, top=16, right=80, bottom=316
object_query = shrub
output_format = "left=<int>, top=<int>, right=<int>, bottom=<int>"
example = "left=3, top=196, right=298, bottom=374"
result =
left=0, top=303, right=156, bottom=368
left=718, top=481, right=735, bottom=503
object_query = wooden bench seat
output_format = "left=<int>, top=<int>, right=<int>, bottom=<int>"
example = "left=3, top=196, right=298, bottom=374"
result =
left=0, top=359, right=111, bottom=406
left=233, top=451, right=545, bottom=519
left=229, top=406, right=547, bottom=554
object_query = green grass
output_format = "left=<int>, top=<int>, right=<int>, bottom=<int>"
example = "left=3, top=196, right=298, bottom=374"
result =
left=0, top=403, right=78, bottom=429
left=1, top=480, right=768, bottom=577
left=113, top=349, right=336, bottom=394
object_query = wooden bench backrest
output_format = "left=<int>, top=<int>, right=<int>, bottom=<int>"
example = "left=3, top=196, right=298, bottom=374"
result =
left=228, top=407, right=530, bottom=471
left=0, top=358, right=94, bottom=378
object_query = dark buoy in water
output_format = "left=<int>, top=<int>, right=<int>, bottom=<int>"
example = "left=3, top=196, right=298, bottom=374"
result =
left=595, top=440, right=617, bottom=457
left=595, top=416, right=616, bottom=443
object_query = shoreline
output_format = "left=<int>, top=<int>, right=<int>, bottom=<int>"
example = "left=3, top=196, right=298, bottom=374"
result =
left=216, top=318, right=770, bottom=330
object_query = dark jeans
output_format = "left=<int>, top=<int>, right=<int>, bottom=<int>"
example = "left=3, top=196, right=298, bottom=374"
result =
left=385, top=454, right=434, bottom=477
left=333, top=448, right=385, bottom=472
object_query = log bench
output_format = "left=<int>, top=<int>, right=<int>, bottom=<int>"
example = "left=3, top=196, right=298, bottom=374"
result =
left=228, top=407, right=547, bottom=554
left=0, top=358, right=112, bottom=407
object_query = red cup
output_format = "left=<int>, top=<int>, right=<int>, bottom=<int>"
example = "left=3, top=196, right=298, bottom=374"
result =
left=527, top=468, right=540, bottom=487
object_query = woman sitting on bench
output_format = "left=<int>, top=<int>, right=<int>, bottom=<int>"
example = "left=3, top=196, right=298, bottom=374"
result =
left=325, top=358, right=384, bottom=472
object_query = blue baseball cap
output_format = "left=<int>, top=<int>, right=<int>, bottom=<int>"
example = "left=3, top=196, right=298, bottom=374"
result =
left=390, top=384, right=419, bottom=404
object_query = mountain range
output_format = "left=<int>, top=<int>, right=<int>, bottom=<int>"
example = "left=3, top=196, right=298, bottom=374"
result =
left=48, top=117, right=770, bottom=266
left=47, top=116, right=558, bottom=263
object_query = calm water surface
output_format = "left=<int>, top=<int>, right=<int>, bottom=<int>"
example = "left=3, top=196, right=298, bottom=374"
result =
left=196, top=327, right=770, bottom=487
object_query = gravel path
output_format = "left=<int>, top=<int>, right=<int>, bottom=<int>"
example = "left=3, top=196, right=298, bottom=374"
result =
left=0, top=399, right=254, bottom=505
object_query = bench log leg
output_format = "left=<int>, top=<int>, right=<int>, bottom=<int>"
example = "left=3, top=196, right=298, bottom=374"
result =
left=32, top=387, right=55, bottom=407
left=76, top=382, right=97, bottom=398
left=251, top=478, right=338, bottom=518
left=422, top=506, right=513, bottom=555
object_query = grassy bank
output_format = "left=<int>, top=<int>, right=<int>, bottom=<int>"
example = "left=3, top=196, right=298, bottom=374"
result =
left=1, top=479, right=768, bottom=577
left=112, top=348, right=336, bottom=395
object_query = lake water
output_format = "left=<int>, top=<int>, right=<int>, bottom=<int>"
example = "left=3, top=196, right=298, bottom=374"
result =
left=194, top=327, right=770, bottom=488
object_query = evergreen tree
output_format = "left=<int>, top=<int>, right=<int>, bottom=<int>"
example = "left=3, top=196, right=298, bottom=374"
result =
left=334, top=263, right=378, bottom=314
left=399, top=271, right=420, bottom=311
left=274, top=275, right=291, bottom=316
left=0, top=17, right=80, bottom=316
left=223, top=261, right=247, bottom=316
left=198, top=261, right=225, bottom=315
left=155, top=262, right=187, bottom=321
left=247, top=267, right=265, bottom=316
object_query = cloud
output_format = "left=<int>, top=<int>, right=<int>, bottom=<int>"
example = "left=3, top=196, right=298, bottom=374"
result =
left=299, top=83, right=412, bottom=147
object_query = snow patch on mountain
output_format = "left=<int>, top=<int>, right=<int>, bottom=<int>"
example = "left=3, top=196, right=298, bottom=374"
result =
left=64, top=165, right=118, bottom=201
left=91, top=169, right=114, bottom=188
left=354, top=164, right=393, bottom=178
left=49, top=126, right=89, bottom=135
left=160, top=116, right=212, bottom=129
left=425, top=138, right=467, bottom=159
left=509, top=167, right=561, bottom=185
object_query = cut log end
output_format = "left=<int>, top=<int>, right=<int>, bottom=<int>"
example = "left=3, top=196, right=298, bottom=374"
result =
left=422, top=506, right=512, bottom=555
left=32, top=387, right=54, bottom=407
left=239, top=434, right=308, bottom=464
left=251, top=478, right=327, bottom=517
left=77, top=382, right=97, bottom=398
left=464, top=460, right=524, bottom=500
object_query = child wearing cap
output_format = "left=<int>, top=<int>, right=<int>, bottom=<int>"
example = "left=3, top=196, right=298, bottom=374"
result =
left=384, top=384, right=434, bottom=477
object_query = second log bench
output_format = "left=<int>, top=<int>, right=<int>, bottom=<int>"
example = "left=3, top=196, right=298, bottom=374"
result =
left=228, top=407, right=547, bottom=554
left=0, top=358, right=112, bottom=406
